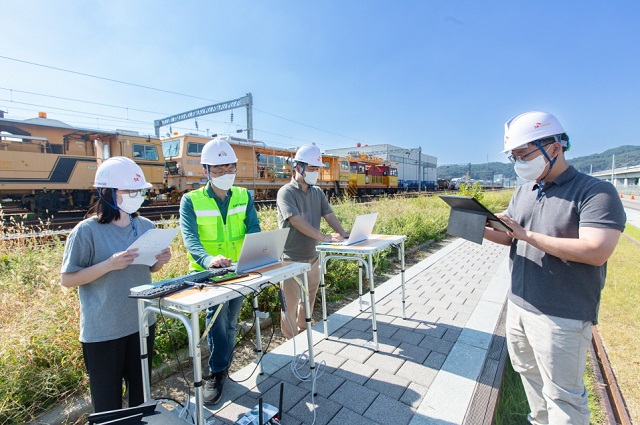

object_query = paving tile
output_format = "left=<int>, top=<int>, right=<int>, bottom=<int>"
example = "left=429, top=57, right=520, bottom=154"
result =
left=288, top=394, right=342, bottom=425
left=313, top=369, right=347, bottom=399
left=394, top=342, right=430, bottom=364
left=364, top=393, right=415, bottom=425
left=335, top=342, right=375, bottom=364
left=401, top=381, right=429, bottom=408
left=329, top=380, right=379, bottom=414
left=364, top=351, right=406, bottom=374
left=207, top=238, right=511, bottom=425
left=314, top=351, right=348, bottom=370
left=314, top=338, right=348, bottom=355
left=396, top=361, right=438, bottom=387
left=333, top=359, right=377, bottom=385
left=364, top=369, right=411, bottom=400
left=343, top=316, right=373, bottom=332
left=391, top=327, right=426, bottom=346
left=423, top=351, right=447, bottom=370
left=328, top=407, right=382, bottom=425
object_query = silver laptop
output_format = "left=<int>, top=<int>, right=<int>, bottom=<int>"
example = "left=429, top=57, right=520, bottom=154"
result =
left=234, top=228, right=290, bottom=273
left=322, top=212, right=379, bottom=246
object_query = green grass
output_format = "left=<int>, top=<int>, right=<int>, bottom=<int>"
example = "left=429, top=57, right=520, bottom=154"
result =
left=597, top=224, right=640, bottom=422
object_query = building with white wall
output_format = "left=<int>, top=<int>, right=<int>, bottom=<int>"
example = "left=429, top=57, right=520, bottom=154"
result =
left=325, top=144, right=437, bottom=187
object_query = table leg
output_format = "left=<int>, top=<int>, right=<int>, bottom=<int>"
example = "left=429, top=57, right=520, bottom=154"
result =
left=137, top=299, right=152, bottom=402
left=366, top=253, right=379, bottom=352
left=320, top=251, right=329, bottom=339
left=191, top=311, right=204, bottom=425
left=299, top=271, right=316, bottom=372
left=358, top=261, right=364, bottom=312
left=401, top=240, right=407, bottom=320
left=252, top=295, right=264, bottom=375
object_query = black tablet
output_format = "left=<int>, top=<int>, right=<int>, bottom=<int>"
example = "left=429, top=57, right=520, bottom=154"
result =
left=439, top=195, right=512, bottom=232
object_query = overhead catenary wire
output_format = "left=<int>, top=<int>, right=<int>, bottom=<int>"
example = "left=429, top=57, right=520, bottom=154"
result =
left=0, top=55, right=367, bottom=147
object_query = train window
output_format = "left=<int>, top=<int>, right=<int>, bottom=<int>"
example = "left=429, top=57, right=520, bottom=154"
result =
left=162, top=139, right=180, bottom=158
left=341, top=161, right=349, bottom=170
left=187, top=142, right=205, bottom=156
left=133, top=144, right=159, bottom=161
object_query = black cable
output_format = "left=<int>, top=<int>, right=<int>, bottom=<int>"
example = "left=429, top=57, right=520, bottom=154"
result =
left=157, top=303, right=193, bottom=406
left=227, top=286, right=280, bottom=384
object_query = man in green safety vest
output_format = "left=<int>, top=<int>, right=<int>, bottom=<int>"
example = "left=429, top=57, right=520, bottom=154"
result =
left=179, top=136, right=261, bottom=405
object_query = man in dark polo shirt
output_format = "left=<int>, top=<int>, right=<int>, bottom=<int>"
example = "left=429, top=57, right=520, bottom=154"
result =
left=277, top=144, right=350, bottom=339
left=484, top=111, right=625, bottom=425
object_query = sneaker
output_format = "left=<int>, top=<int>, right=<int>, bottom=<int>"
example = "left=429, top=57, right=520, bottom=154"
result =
left=203, top=370, right=227, bottom=405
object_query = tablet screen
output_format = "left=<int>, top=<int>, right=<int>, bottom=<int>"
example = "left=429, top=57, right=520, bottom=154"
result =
left=439, top=195, right=512, bottom=232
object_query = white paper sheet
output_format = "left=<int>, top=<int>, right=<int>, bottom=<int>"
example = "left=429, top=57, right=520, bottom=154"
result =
left=127, top=227, right=180, bottom=266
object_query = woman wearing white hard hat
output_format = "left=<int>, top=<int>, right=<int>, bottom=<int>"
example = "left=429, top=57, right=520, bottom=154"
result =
left=484, top=112, right=625, bottom=425
left=276, top=144, right=350, bottom=339
left=179, top=136, right=261, bottom=405
left=60, top=156, right=172, bottom=413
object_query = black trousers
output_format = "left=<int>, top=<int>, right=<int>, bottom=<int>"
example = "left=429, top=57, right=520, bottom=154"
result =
left=82, top=325, right=155, bottom=413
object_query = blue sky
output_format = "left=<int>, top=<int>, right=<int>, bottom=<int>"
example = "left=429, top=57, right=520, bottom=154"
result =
left=1, top=1, right=639, bottom=166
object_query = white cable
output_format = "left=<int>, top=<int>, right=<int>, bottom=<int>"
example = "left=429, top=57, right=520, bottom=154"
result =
left=284, top=304, right=325, bottom=425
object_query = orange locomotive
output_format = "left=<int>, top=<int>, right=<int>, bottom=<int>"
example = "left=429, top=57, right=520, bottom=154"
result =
left=346, top=153, right=399, bottom=196
left=160, top=133, right=350, bottom=201
left=0, top=114, right=164, bottom=212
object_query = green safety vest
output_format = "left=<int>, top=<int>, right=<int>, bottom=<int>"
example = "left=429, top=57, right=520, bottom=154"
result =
left=187, top=186, right=248, bottom=271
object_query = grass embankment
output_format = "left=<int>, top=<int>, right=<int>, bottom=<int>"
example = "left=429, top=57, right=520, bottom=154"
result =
left=494, top=223, right=640, bottom=425
left=1, top=192, right=513, bottom=424
left=597, top=223, right=640, bottom=422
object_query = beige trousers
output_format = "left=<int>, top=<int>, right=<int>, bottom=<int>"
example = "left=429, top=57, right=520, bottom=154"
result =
left=506, top=300, right=592, bottom=425
left=280, top=256, right=321, bottom=339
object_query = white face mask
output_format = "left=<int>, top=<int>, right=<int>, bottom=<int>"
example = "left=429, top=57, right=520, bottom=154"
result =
left=117, top=196, right=145, bottom=214
left=303, top=170, right=319, bottom=185
left=514, top=154, right=547, bottom=181
left=210, top=173, right=236, bottom=191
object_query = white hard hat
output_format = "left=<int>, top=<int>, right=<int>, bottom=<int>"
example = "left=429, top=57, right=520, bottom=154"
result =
left=294, top=145, right=325, bottom=167
left=201, top=136, right=238, bottom=166
left=502, top=111, right=568, bottom=153
left=94, top=156, right=152, bottom=189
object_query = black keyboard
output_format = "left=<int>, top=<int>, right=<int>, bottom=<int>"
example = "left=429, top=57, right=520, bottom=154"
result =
left=129, top=269, right=245, bottom=299
left=129, top=270, right=216, bottom=299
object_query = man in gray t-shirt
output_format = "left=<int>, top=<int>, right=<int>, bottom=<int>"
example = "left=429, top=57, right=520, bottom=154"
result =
left=484, top=111, right=625, bottom=425
left=277, top=145, right=349, bottom=339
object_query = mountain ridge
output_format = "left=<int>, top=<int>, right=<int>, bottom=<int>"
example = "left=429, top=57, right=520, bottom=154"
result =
left=436, top=145, right=640, bottom=181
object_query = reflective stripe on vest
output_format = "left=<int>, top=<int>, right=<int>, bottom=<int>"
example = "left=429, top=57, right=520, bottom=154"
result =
left=187, top=186, right=248, bottom=271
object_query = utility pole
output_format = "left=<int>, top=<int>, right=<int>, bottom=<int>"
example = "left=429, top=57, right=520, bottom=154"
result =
left=611, top=154, right=615, bottom=186
left=418, top=147, right=422, bottom=192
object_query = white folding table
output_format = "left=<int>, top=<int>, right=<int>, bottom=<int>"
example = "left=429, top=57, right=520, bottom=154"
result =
left=316, top=234, right=407, bottom=352
left=132, top=261, right=312, bottom=425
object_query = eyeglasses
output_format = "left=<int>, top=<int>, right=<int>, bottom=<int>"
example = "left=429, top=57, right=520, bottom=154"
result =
left=208, top=164, right=237, bottom=176
left=118, top=189, right=148, bottom=198
left=508, top=144, right=552, bottom=164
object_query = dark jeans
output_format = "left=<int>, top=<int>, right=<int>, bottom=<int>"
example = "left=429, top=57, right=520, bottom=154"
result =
left=206, top=297, right=243, bottom=373
left=82, top=325, right=155, bottom=412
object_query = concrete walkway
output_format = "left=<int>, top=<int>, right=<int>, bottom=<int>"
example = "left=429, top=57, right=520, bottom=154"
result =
left=203, top=238, right=511, bottom=425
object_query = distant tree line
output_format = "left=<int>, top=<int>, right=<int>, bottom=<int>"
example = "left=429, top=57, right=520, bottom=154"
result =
left=437, top=145, right=640, bottom=181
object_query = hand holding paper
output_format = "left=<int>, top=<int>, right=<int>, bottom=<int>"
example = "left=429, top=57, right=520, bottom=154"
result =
left=127, top=227, right=180, bottom=266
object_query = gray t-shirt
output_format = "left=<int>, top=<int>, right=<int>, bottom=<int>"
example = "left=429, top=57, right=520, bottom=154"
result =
left=506, top=166, right=626, bottom=323
left=61, top=216, right=156, bottom=342
left=277, top=179, right=333, bottom=261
